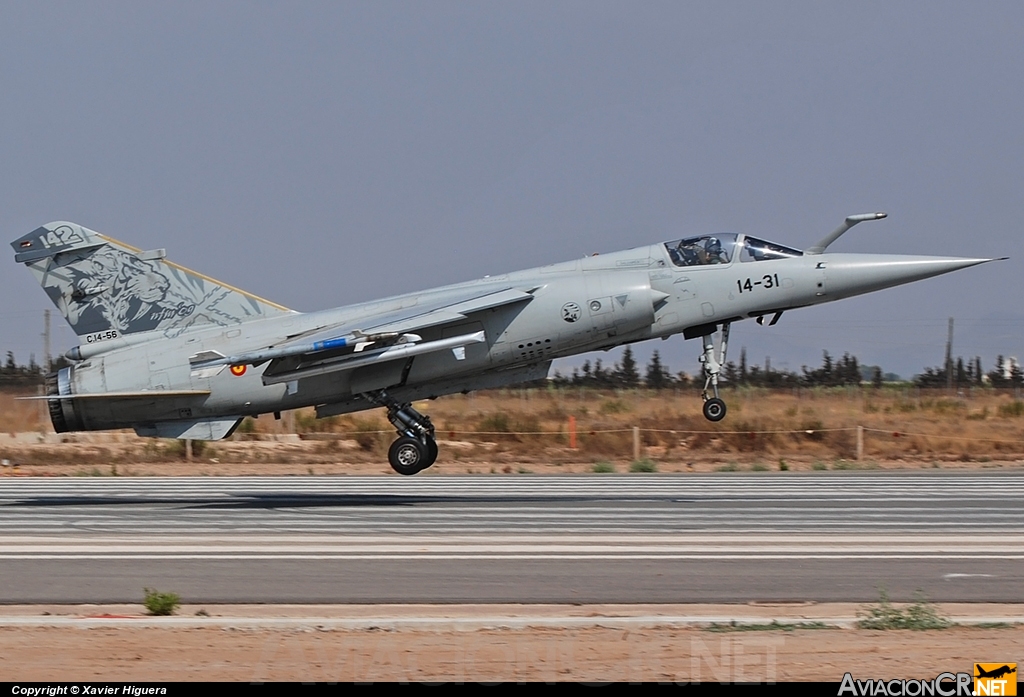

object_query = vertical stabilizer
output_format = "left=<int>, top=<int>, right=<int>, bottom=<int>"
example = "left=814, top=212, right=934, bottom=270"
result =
left=12, top=222, right=291, bottom=344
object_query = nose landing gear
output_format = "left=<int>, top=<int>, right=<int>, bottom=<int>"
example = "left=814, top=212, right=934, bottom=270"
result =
left=699, top=322, right=730, bottom=422
left=368, top=390, right=439, bottom=475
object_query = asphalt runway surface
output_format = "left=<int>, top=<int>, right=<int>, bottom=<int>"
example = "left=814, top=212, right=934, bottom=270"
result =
left=0, top=472, right=1021, bottom=604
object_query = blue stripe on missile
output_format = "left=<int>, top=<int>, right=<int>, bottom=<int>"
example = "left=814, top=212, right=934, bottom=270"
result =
left=312, top=337, right=350, bottom=352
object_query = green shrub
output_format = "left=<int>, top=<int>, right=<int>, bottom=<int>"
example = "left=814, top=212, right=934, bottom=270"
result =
left=629, top=459, right=657, bottom=473
left=706, top=620, right=830, bottom=632
left=833, top=460, right=878, bottom=471
left=856, top=590, right=951, bottom=630
left=168, top=439, right=206, bottom=459
left=143, top=588, right=181, bottom=616
left=592, top=461, right=615, bottom=473
left=475, top=412, right=542, bottom=441
left=930, top=399, right=964, bottom=415
left=599, top=399, right=630, bottom=414
left=74, top=467, right=106, bottom=477
left=477, top=412, right=511, bottom=432
left=998, top=401, right=1024, bottom=417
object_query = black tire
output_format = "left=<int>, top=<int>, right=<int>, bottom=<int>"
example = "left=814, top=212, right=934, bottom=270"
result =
left=702, top=397, right=727, bottom=422
left=389, top=437, right=426, bottom=476
left=420, top=437, right=439, bottom=471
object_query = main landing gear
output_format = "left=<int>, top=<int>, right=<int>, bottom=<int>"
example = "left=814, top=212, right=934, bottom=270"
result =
left=369, top=391, right=438, bottom=475
left=699, top=321, right=731, bottom=422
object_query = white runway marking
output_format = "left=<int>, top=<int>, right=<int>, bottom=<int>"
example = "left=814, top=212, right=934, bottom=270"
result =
left=2, top=476, right=1023, bottom=538
left=2, top=477, right=1022, bottom=586
left=1, top=474, right=1021, bottom=602
left=0, top=533, right=1020, bottom=560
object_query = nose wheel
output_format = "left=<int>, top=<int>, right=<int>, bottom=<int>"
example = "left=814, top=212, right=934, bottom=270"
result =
left=702, top=397, right=727, bottom=422
left=699, top=322, right=731, bottom=422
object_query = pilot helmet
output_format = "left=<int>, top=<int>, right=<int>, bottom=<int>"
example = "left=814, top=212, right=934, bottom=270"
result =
left=706, top=237, right=722, bottom=253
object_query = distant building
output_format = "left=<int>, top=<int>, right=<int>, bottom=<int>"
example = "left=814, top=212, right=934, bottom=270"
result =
left=1003, top=356, right=1021, bottom=380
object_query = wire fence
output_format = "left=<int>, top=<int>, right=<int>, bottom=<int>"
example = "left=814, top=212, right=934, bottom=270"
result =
left=290, top=424, right=1024, bottom=450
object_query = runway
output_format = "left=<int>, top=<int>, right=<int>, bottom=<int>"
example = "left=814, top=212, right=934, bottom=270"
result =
left=0, top=472, right=1021, bottom=603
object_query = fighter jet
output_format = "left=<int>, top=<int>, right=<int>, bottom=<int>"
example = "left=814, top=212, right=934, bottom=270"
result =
left=11, top=214, right=1000, bottom=474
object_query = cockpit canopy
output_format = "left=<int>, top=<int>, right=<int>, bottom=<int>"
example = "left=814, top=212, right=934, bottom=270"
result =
left=665, top=234, right=736, bottom=267
left=739, top=236, right=804, bottom=262
left=664, top=234, right=802, bottom=267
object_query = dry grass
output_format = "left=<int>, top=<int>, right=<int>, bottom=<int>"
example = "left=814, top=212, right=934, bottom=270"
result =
left=3, top=386, right=1024, bottom=472
left=0, top=390, right=50, bottom=433
left=406, top=385, right=1024, bottom=463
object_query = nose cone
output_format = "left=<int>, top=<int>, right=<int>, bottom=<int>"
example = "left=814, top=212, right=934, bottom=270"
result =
left=821, top=254, right=1004, bottom=301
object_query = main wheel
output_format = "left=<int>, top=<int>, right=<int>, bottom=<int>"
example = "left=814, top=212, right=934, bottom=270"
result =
left=420, top=437, right=439, bottom=471
left=702, top=397, right=727, bottom=422
left=389, top=437, right=426, bottom=475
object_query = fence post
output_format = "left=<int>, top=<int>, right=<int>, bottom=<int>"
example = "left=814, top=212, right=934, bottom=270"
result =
left=568, top=416, right=577, bottom=450
left=37, top=384, right=46, bottom=434
left=856, top=425, right=864, bottom=461
left=185, top=439, right=193, bottom=462
left=633, top=426, right=641, bottom=461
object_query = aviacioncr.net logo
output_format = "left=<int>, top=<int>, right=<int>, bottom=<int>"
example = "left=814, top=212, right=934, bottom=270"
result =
left=974, top=663, right=1017, bottom=696
left=839, top=672, right=973, bottom=696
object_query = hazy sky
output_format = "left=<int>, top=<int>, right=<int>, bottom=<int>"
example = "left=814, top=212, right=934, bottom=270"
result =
left=2, top=2, right=1021, bottom=380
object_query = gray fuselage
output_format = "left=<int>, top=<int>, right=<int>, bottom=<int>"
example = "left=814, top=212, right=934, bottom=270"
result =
left=53, top=236, right=989, bottom=436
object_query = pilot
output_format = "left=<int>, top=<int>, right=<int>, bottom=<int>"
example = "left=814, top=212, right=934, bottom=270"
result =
left=743, top=237, right=765, bottom=261
left=703, top=237, right=727, bottom=264
left=673, top=241, right=701, bottom=266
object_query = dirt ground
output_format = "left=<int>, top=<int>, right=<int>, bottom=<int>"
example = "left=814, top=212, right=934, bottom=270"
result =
left=3, top=456, right=1024, bottom=477
left=0, top=614, right=1020, bottom=682
left=5, top=459, right=1024, bottom=478
left=2, top=385, right=1022, bottom=683
left=2, top=434, right=1023, bottom=477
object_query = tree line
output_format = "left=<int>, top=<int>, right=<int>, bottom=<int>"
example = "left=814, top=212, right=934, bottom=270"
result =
left=1, top=346, right=1020, bottom=390
left=0, top=352, right=69, bottom=388
left=549, top=346, right=1023, bottom=389
left=0, top=351, right=46, bottom=387
left=914, top=355, right=1023, bottom=388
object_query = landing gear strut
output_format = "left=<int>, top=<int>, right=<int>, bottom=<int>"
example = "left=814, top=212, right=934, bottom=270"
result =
left=369, top=391, right=438, bottom=475
left=699, top=322, right=730, bottom=422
